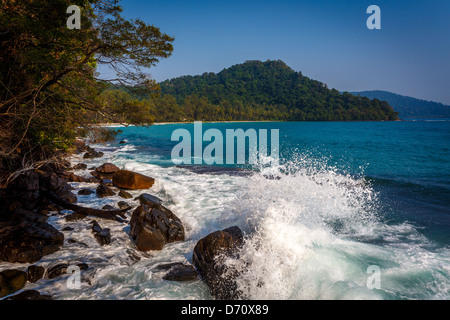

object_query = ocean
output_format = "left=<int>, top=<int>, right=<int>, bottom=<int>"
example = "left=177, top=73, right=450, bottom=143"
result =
left=2, top=121, right=448, bottom=300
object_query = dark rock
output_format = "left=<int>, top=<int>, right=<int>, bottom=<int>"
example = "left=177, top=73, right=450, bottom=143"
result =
left=78, top=188, right=94, bottom=196
left=5, top=289, right=51, bottom=300
left=96, top=163, right=120, bottom=174
left=39, top=172, right=77, bottom=203
left=130, top=204, right=184, bottom=251
left=62, top=226, right=74, bottom=231
left=67, top=239, right=88, bottom=247
left=136, top=193, right=162, bottom=206
left=102, top=204, right=115, bottom=210
left=118, top=189, right=133, bottom=199
left=119, top=140, right=127, bottom=144
left=0, top=269, right=28, bottom=298
left=96, top=183, right=115, bottom=198
left=157, top=262, right=198, bottom=282
left=46, top=263, right=88, bottom=280
left=65, top=212, right=86, bottom=222
left=27, top=265, right=45, bottom=283
left=193, top=226, right=244, bottom=300
left=113, top=170, right=155, bottom=190
left=91, top=221, right=111, bottom=246
left=83, top=147, right=104, bottom=159
left=118, top=201, right=132, bottom=211
left=74, top=140, right=88, bottom=154
left=0, top=220, right=64, bottom=263
left=72, top=163, right=87, bottom=170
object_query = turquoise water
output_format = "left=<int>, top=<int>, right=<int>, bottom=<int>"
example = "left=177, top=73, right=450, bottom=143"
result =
left=5, top=121, right=447, bottom=300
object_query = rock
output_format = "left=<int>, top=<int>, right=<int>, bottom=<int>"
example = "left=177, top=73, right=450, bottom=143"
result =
left=130, top=204, right=184, bottom=251
left=65, top=212, right=86, bottom=222
left=119, top=140, right=127, bottom=144
left=157, top=262, right=198, bottom=282
left=39, top=172, right=78, bottom=203
left=118, top=201, right=132, bottom=211
left=91, top=221, right=111, bottom=246
left=96, top=183, right=115, bottom=198
left=27, top=265, right=45, bottom=283
left=113, top=170, right=155, bottom=190
left=67, top=239, right=88, bottom=247
left=72, top=163, right=87, bottom=170
left=96, top=163, right=120, bottom=174
left=102, top=205, right=115, bottom=210
left=0, top=269, right=28, bottom=298
left=83, top=147, right=104, bottom=159
left=0, top=220, right=64, bottom=263
left=100, top=178, right=113, bottom=186
left=46, top=263, right=88, bottom=279
left=73, top=140, right=88, bottom=154
left=118, top=189, right=133, bottom=199
left=62, top=226, right=74, bottom=231
left=193, top=226, right=244, bottom=300
left=78, top=188, right=94, bottom=196
left=5, top=290, right=51, bottom=300
left=136, top=193, right=162, bottom=206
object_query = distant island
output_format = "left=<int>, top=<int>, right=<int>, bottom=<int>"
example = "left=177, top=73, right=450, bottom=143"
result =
left=351, top=90, right=450, bottom=120
left=117, top=60, right=400, bottom=122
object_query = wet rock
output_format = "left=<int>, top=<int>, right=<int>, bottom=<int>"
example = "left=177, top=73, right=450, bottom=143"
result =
left=46, top=263, right=88, bottom=279
left=0, top=220, right=64, bottom=263
left=72, top=163, right=87, bottom=170
left=112, top=170, right=155, bottom=190
left=193, top=226, right=244, bottom=300
left=118, top=201, right=132, bottom=211
left=83, top=146, right=104, bottom=159
left=67, top=239, right=88, bottom=247
left=62, top=226, right=74, bottom=231
left=5, top=290, right=51, bottom=300
left=102, top=204, right=115, bottom=210
left=91, top=221, right=111, bottom=246
left=96, top=163, right=120, bottom=174
left=39, top=171, right=77, bottom=203
left=157, top=262, right=198, bottom=282
left=27, top=265, right=45, bottom=283
left=118, top=189, right=133, bottom=199
left=136, top=193, right=162, bottom=206
left=0, top=269, right=28, bottom=298
left=119, top=140, right=127, bottom=144
left=65, top=212, right=86, bottom=222
left=96, top=183, right=115, bottom=198
left=130, top=203, right=184, bottom=251
left=78, top=188, right=94, bottom=196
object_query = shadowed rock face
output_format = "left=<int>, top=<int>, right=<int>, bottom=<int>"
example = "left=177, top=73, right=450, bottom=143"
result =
left=130, top=201, right=184, bottom=251
left=193, top=226, right=244, bottom=300
left=0, top=269, right=28, bottom=298
left=113, top=170, right=155, bottom=190
left=0, top=220, right=64, bottom=263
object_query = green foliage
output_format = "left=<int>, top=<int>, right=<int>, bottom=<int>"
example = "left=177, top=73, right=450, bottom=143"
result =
left=151, top=60, right=399, bottom=122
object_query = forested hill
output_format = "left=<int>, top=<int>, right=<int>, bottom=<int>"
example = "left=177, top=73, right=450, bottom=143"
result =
left=351, top=90, right=450, bottom=119
left=154, top=60, right=399, bottom=122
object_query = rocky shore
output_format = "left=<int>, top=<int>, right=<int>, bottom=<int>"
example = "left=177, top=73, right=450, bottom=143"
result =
left=0, top=140, right=244, bottom=300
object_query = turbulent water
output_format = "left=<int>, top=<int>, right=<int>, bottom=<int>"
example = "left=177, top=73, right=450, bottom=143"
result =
left=1, top=121, right=449, bottom=300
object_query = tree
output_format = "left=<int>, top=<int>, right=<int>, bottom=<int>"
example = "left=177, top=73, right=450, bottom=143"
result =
left=0, top=0, right=174, bottom=172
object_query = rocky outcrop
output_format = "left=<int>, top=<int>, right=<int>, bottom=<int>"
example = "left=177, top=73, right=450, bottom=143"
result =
left=0, top=269, right=28, bottom=298
left=112, top=170, right=155, bottom=190
left=91, top=221, right=111, bottom=246
left=0, top=219, right=64, bottom=263
left=156, top=262, right=198, bottom=282
left=129, top=200, right=184, bottom=251
left=193, top=226, right=244, bottom=300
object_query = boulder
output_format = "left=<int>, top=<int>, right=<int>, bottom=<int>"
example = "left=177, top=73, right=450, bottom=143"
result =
left=193, top=226, right=244, bottom=300
left=38, top=171, right=77, bottom=204
left=91, top=221, right=111, bottom=246
left=0, top=269, right=28, bottom=298
left=118, top=189, right=133, bottom=199
left=72, top=163, right=87, bottom=170
left=96, top=183, right=115, bottom=198
left=83, top=147, right=104, bottom=159
left=96, top=163, right=120, bottom=174
left=0, top=220, right=64, bottom=263
left=5, top=290, right=51, bottom=300
left=130, top=203, right=184, bottom=251
left=113, top=170, right=155, bottom=190
left=78, top=188, right=94, bottom=196
left=136, top=193, right=162, bottom=206
left=156, top=262, right=198, bottom=282
left=117, top=201, right=132, bottom=211
left=27, top=265, right=45, bottom=283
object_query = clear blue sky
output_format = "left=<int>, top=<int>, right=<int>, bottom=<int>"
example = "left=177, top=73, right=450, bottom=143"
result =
left=99, top=0, right=450, bottom=104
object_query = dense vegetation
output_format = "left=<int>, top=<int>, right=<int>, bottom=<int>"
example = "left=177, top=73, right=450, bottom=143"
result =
left=352, top=90, right=450, bottom=119
left=138, top=60, right=399, bottom=122
left=0, top=0, right=173, bottom=177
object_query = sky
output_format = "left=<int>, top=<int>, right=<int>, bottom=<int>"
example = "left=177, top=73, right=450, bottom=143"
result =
left=99, top=0, right=450, bottom=105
